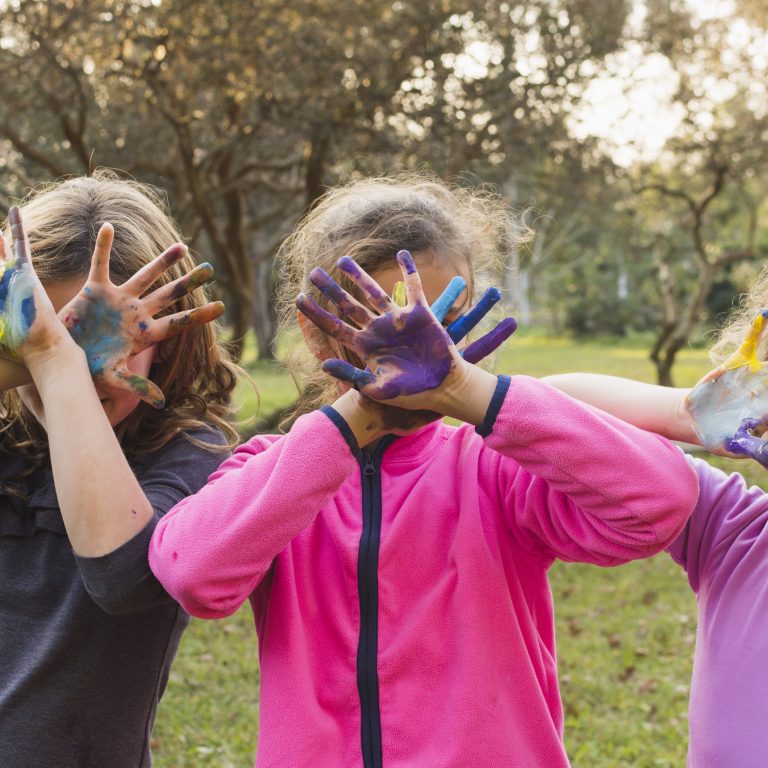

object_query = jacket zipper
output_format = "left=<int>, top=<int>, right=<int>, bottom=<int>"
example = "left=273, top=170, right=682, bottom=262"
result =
left=357, top=437, right=394, bottom=768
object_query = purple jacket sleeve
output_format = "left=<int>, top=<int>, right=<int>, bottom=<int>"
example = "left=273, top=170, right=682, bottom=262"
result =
left=667, top=456, right=768, bottom=592
left=484, top=376, right=699, bottom=565
left=149, top=410, right=358, bottom=618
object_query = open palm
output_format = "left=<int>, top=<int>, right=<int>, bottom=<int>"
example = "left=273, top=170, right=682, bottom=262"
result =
left=686, top=309, right=768, bottom=460
left=297, top=250, right=460, bottom=408
left=58, top=223, right=223, bottom=409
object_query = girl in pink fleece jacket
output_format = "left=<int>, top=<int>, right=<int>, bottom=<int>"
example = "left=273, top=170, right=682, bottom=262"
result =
left=149, top=176, right=698, bottom=768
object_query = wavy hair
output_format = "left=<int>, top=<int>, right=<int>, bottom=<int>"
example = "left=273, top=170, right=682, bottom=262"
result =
left=0, top=171, right=241, bottom=483
left=275, top=173, right=518, bottom=424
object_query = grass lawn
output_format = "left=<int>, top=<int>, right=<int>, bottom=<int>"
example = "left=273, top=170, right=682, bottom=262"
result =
left=151, top=332, right=766, bottom=767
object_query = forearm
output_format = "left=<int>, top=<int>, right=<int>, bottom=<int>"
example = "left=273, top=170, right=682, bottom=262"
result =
left=27, top=339, right=154, bottom=556
left=490, top=377, right=699, bottom=560
left=150, top=410, right=359, bottom=618
left=542, top=373, right=698, bottom=444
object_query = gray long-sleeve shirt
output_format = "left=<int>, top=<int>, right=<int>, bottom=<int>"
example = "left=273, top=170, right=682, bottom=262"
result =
left=0, top=430, right=227, bottom=767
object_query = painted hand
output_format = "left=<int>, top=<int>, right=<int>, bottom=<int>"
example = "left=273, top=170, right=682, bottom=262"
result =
left=297, top=250, right=516, bottom=414
left=0, top=207, right=43, bottom=355
left=59, top=223, right=224, bottom=409
left=397, top=278, right=517, bottom=364
left=686, top=309, right=768, bottom=459
left=0, top=207, right=64, bottom=360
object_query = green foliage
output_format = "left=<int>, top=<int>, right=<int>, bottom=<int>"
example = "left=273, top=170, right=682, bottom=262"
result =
left=153, top=334, right=763, bottom=767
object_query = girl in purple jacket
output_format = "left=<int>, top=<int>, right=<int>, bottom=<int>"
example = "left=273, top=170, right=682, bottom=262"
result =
left=149, top=175, right=698, bottom=767
left=546, top=285, right=768, bottom=768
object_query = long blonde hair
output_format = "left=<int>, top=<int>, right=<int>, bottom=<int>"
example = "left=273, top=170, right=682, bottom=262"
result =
left=0, top=171, right=241, bottom=477
left=276, top=174, right=514, bottom=423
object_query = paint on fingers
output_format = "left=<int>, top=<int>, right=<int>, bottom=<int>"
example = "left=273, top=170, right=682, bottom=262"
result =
left=114, top=369, right=166, bottom=409
left=431, top=276, right=467, bottom=323
left=322, top=358, right=376, bottom=390
left=461, top=317, right=517, bottom=364
left=446, top=287, right=501, bottom=343
left=0, top=258, right=37, bottom=348
left=392, top=281, right=407, bottom=307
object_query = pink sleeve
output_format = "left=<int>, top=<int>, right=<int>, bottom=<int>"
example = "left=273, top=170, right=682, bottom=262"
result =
left=485, top=376, right=699, bottom=565
left=149, top=409, right=358, bottom=618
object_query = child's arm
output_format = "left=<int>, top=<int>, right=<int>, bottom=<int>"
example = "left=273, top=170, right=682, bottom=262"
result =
left=3, top=210, right=222, bottom=611
left=150, top=409, right=364, bottom=618
left=299, top=252, right=698, bottom=563
left=542, top=373, right=698, bottom=443
left=481, top=376, right=698, bottom=564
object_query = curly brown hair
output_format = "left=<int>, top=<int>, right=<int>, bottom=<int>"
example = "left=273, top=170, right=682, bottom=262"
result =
left=0, top=171, right=241, bottom=481
left=275, top=173, right=517, bottom=424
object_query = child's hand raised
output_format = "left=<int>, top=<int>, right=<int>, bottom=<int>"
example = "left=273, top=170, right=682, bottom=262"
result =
left=297, top=250, right=463, bottom=411
left=686, top=309, right=768, bottom=461
left=297, top=251, right=515, bottom=420
left=0, top=206, right=65, bottom=358
left=59, top=223, right=224, bottom=409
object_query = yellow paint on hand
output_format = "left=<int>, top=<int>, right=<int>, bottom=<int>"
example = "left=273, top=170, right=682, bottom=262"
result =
left=392, top=281, right=407, bottom=307
left=722, top=312, right=766, bottom=373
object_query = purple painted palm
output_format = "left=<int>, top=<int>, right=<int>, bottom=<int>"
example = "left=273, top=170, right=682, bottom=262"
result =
left=297, top=250, right=461, bottom=403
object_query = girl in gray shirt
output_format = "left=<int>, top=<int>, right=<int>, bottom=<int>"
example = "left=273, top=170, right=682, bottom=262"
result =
left=0, top=173, right=239, bottom=767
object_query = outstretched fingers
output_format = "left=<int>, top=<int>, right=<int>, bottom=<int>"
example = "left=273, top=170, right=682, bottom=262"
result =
left=396, top=249, right=425, bottom=306
left=309, top=267, right=375, bottom=326
left=296, top=293, right=356, bottom=346
left=722, top=309, right=768, bottom=373
left=8, top=207, right=31, bottom=265
left=122, top=243, right=188, bottom=296
left=322, top=358, right=376, bottom=390
left=461, top=317, right=518, bottom=364
left=446, top=287, right=501, bottom=343
left=142, top=262, right=215, bottom=313
left=147, top=301, right=224, bottom=342
left=87, top=224, right=115, bottom=284
left=337, top=256, right=393, bottom=313
left=431, top=276, right=467, bottom=324
left=108, top=368, right=166, bottom=409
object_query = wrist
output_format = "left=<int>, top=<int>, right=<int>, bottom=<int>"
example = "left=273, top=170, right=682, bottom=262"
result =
left=678, top=389, right=701, bottom=444
left=431, top=360, right=500, bottom=426
left=25, top=335, right=88, bottom=386
left=330, top=389, right=388, bottom=448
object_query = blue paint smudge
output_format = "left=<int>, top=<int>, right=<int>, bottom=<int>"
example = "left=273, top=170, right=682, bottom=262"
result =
left=447, top=287, right=501, bottom=343
left=430, top=276, right=466, bottom=323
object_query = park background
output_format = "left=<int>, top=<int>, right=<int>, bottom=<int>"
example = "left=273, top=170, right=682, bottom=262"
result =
left=1, top=0, right=767, bottom=765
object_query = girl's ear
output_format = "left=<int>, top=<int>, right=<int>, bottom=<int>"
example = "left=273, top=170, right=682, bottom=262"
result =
left=297, top=311, right=333, bottom=362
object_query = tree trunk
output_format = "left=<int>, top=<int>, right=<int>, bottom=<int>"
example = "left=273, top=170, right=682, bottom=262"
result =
left=252, top=257, right=278, bottom=361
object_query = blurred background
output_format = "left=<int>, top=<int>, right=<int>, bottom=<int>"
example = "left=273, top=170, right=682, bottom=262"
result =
left=1, top=1, right=766, bottom=765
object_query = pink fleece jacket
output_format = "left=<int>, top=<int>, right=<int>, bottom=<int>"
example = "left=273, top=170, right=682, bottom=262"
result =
left=149, top=376, right=698, bottom=767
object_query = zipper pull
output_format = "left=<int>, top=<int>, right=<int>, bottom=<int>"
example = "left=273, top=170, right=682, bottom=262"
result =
left=362, top=452, right=376, bottom=476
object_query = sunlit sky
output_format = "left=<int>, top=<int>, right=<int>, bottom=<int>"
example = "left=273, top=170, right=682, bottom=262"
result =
left=570, top=0, right=768, bottom=166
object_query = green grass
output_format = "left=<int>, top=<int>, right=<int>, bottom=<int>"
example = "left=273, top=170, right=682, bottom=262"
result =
left=152, top=333, right=767, bottom=767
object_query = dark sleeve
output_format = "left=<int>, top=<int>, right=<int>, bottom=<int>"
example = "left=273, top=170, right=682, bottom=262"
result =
left=75, top=429, right=230, bottom=614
